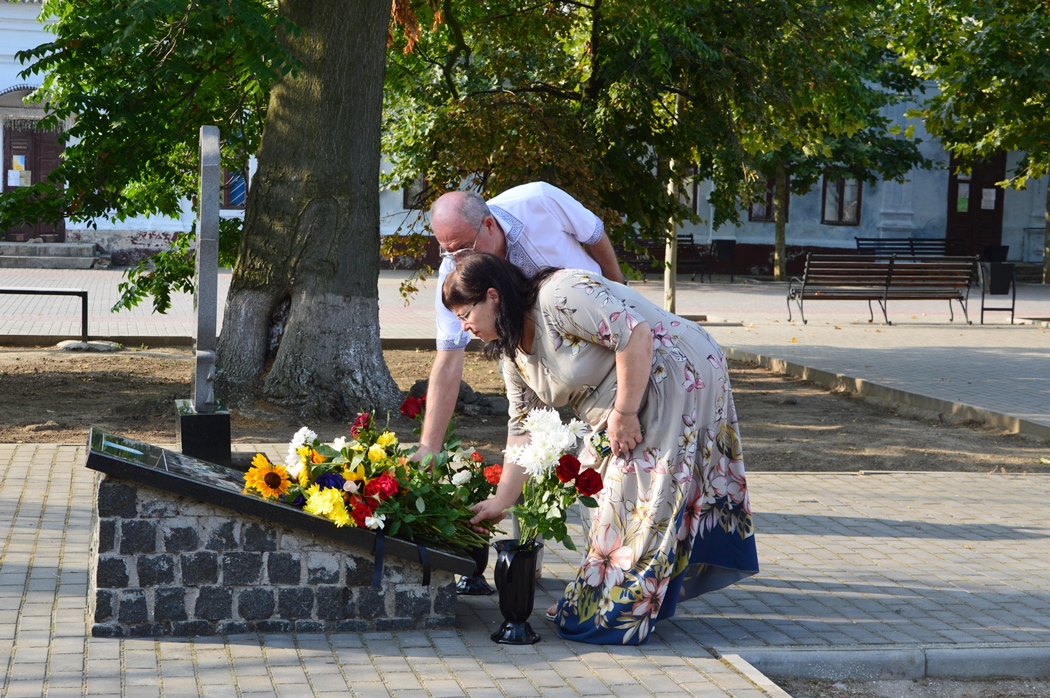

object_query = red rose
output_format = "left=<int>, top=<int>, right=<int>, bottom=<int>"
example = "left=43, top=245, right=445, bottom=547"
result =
left=348, top=495, right=375, bottom=527
left=575, top=468, right=603, bottom=497
left=470, top=450, right=484, bottom=463
left=374, top=472, right=399, bottom=499
left=350, top=412, right=371, bottom=437
left=483, top=464, right=503, bottom=486
left=556, top=454, right=581, bottom=483
left=400, top=396, right=424, bottom=419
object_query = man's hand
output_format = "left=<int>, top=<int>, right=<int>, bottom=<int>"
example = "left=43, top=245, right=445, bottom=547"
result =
left=470, top=497, right=510, bottom=528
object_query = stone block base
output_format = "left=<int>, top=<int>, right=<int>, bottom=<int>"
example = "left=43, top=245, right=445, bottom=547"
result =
left=89, top=475, right=456, bottom=637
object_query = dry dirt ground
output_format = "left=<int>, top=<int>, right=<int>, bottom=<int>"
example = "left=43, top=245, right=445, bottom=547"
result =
left=779, top=678, right=1050, bottom=698
left=3, top=345, right=1050, bottom=698
left=2, top=346, right=1046, bottom=476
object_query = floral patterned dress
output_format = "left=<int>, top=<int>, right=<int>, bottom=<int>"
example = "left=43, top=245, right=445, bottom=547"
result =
left=502, top=269, right=759, bottom=645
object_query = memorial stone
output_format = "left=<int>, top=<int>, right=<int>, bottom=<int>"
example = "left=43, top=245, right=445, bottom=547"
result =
left=85, top=429, right=469, bottom=636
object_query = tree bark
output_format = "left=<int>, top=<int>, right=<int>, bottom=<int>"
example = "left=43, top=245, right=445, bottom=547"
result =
left=215, top=0, right=401, bottom=418
left=664, top=175, right=678, bottom=314
left=773, top=161, right=788, bottom=281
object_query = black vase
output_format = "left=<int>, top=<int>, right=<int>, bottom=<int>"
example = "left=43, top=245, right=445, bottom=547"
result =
left=456, top=544, right=495, bottom=595
left=490, top=538, right=543, bottom=645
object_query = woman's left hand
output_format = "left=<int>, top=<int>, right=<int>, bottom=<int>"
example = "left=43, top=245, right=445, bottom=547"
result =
left=607, top=410, right=644, bottom=456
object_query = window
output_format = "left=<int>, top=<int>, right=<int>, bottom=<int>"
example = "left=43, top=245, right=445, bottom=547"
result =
left=822, top=176, right=861, bottom=225
left=402, top=175, right=429, bottom=210
left=221, top=167, right=248, bottom=209
left=748, top=176, right=790, bottom=222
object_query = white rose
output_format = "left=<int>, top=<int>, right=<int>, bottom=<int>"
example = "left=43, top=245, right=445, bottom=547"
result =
left=451, top=470, right=472, bottom=486
left=365, top=514, right=386, bottom=530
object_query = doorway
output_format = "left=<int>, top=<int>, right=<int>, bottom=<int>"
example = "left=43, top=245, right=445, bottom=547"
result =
left=2, top=124, right=65, bottom=242
left=945, top=152, right=1005, bottom=257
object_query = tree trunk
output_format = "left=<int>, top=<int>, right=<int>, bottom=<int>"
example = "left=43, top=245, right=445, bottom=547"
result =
left=773, top=161, right=788, bottom=281
left=664, top=178, right=678, bottom=314
left=215, top=0, right=401, bottom=418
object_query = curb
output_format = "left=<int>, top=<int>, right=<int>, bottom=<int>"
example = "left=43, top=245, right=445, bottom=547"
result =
left=720, top=653, right=794, bottom=697
left=0, top=335, right=194, bottom=348
left=721, top=346, right=1050, bottom=441
left=729, top=643, right=1050, bottom=681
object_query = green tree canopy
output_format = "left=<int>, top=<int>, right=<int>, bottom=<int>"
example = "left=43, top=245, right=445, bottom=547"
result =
left=384, top=0, right=929, bottom=267
left=891, top=0, right=1050, bottom=281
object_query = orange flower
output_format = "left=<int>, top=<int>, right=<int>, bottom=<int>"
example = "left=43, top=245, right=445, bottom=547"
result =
left=483, top=464, right=503, bottom=486
left=311, top=449, right=326, bottom=464
left=470, top=451, right=485, bottom=463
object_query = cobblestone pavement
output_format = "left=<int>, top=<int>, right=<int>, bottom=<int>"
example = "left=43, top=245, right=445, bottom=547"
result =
left=5, top=443, right=1050, bottom=694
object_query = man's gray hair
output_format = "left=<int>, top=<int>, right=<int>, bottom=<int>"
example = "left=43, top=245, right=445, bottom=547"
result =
left=457, top=190, right=492, bottom=227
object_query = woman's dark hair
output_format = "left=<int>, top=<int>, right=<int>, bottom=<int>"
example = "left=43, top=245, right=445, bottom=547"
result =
left=442, top=252, right=559, bottom=360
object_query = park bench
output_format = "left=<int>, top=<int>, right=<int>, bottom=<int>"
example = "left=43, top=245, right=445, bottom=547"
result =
left=786, top=254, right=978, bottom=325
left=620, top=231, right=706, bottom=282
left=0, top=287, right=89, bottom=342
left=855, top=237, right=947, bottom=256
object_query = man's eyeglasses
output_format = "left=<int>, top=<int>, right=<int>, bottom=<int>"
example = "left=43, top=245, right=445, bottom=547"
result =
left=455, top=300, right=481, bottom=323
left=438, top=217, right=486, bottom=261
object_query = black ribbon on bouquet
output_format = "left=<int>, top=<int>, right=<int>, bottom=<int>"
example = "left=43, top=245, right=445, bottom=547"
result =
left=372, top=531, right=385, bottom=587
left=370, top=532, right=432, bottom=587
left=416, top=544, right=431, bottom=586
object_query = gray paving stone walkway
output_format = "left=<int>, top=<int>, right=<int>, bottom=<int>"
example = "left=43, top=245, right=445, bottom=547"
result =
left=4, top=443, right=1050, bottom=693
left=0, top=444, right=781, bottom=697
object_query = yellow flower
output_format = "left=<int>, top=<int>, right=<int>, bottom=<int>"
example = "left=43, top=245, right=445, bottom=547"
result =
left=368, top=443, right=386, bottom=463
left=342, top=463, right=366, bottom=483
left=303, top=485, right=351, bottom=527
left=350, top=440, right=366, bottom=452
left=376, top=431, right=398, bottom=448
left=244, top=455, right=291, bottom=500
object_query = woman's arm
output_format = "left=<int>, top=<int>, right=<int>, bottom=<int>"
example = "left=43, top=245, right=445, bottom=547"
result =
left=606, top=321, right=651, bottom=456
left=470, top=432, right=529, bottom=525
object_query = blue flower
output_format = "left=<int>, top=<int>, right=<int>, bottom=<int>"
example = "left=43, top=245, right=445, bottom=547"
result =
left=315, top=472, right=346, bottom=491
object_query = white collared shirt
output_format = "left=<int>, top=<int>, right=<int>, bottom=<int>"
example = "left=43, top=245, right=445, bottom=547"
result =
left=435, top=182, right=605, bottom=350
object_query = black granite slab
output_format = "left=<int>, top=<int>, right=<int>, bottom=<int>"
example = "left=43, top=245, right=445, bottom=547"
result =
left=84, top=428, right=475, bottom=577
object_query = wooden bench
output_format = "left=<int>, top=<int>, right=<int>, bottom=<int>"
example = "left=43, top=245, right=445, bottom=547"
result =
left=619, top=232, right=705, bottom=282
left=855, top=237, right=947, bottom=256
left=0, top=287, right=89, bottom=342
left=786, top=254, right=978, bottom=325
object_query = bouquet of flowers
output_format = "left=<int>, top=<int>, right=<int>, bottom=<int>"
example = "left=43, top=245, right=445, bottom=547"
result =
left=505, top=408, right=604, bottom=550
left=243, top=412, right=492, bottom=553
left=400, top=395, right=503, bottom=509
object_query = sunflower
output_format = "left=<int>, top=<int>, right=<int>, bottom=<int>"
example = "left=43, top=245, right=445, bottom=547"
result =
left=245, top=455, right=292, bottom=500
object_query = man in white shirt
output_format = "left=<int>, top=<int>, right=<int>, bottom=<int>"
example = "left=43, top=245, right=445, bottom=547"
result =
left=414, top=182, right=625, bottom=462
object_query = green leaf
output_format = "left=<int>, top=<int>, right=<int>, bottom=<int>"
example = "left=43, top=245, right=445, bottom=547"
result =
left=415, top=497, right=425, bottom=514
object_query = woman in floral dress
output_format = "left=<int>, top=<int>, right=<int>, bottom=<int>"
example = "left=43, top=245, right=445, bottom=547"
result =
left=448, top=253, right=758, bottom=645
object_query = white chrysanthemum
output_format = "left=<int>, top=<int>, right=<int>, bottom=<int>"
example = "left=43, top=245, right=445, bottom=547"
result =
left=507, top=408, right=586, bottom=477
left=332, top=436, right=348, bottom=451
left=285, top=426, right=318, bottom=468
left=568, top=419, right=591, bottom=439
left=451, top=470, right=472, bottom=486
left=365, top=514, right=386, bottom=530
left=290, top=426, right=317, bottom=448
